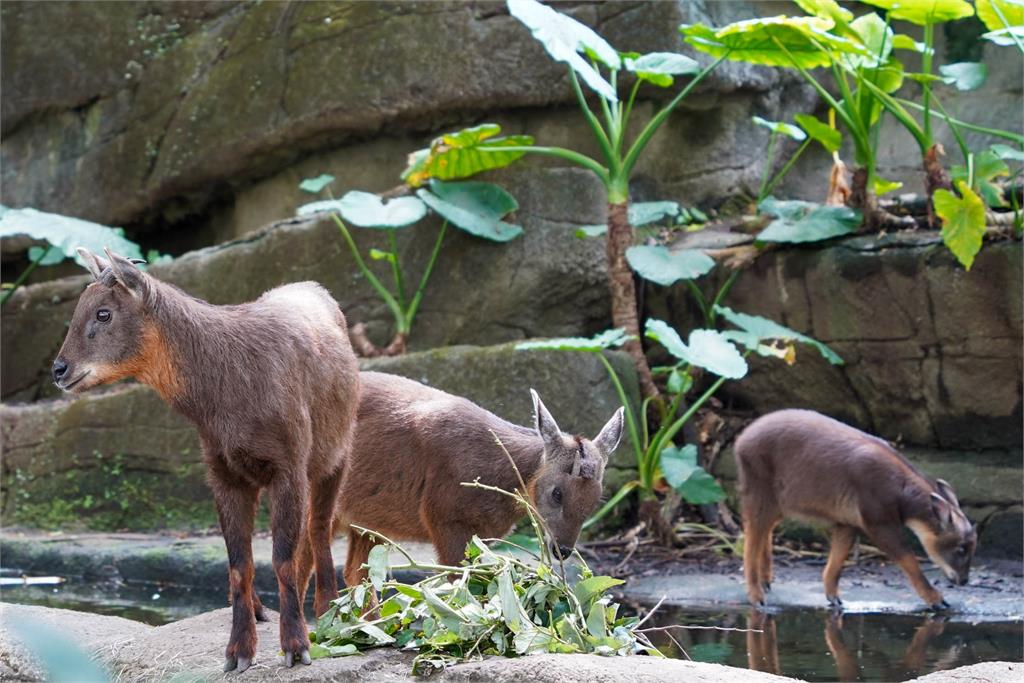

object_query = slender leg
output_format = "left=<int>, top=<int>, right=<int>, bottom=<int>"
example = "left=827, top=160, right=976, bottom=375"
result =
left=901, top=617, right=945, bottom=673
left=824, top=525, right=857, bottom=608
left=214, top=479, right=260, bottom=673
left=308, top=466, right=344, bottom=618
left=252, top=593, right=269, bottom=622
left=431, top=523, right=472, bottom=567
left=295, top=528, right=315, bottom=616
left=866, top=525, right=947, bottom=609
left=741, top=497, right=780, bottom=607
left=343, top=527, right=375, bottom=589
left=760, top=521, right=778, bottom=592
left=268, top=472, right=312, bottom=667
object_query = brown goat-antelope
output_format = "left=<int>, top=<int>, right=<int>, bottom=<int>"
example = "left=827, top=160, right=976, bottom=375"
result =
left=297, top=371, right=624, bottom=594
left=54, top=248, right=359, bottom=672
left=735, top=409, right=976, bottom=611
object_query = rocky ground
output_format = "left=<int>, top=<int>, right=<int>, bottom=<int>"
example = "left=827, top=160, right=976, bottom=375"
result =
left=1, top=603, right=1020, bottom=683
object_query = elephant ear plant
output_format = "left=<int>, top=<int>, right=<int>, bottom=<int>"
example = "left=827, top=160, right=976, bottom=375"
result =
left=298, top=124, right=528, bottom=356
left=489, top=0, right=727, bottom=398
left=0, top=206, right=157, bottom=307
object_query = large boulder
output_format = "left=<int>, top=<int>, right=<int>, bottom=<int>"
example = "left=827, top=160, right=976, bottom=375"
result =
left=1, top=1, right=814, bottom=239
left=0, top=344, right=639, bottom=531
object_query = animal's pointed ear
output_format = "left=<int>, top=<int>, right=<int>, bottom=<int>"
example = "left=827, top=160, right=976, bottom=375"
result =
left=104, top=247, right=148, bottom=297
left=76, top=247, right=109, bottom=280
left=935, top=479, right=960, bottom=507
left=930, top=492, right=954, bottom=528
left=530, top=389, right=562, bottom=449
left=593, top=407, right=625, bottom=461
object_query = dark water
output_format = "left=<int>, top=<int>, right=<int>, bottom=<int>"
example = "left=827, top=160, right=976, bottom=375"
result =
left=2, top=576, right=1021, bottom=681
left=638, top=604, right=1023, bottom=682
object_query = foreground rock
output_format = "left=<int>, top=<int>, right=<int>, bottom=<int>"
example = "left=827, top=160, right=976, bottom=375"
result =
left=0, top=344, right=638, bottom=530
left=0, top=604, right=793, bottom=683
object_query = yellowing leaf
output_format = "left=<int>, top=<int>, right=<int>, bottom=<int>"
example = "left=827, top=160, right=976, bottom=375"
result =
left=934, top=181, right=986, bottom=270
left=681, top=17, right=866, bottom=69
left=859, top=0, right=974, bottom=25
left=976, top=0, right=1024, bottom=32
left=402, top=124, right=533, bottom=188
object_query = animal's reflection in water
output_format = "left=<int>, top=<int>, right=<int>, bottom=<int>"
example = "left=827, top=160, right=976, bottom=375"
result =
left=746, top=610, right=953, bottom=681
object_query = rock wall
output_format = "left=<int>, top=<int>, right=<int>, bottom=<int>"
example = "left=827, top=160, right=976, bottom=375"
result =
left=0, top=345, right=639, bottom=530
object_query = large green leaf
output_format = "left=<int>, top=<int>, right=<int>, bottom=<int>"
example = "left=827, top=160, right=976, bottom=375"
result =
left=645, top=320, right=748, bottom=379
left=660, top=445, right=726, bottom=504
left=368, top=544, right=389, bottom=593
left=991, top=143, right=1024, bottom=162
left=934, top=181, right=986, bottom=270
left=576, top=201, right=681, bottom=237
left=680, top=17, right=866, bottom=69
left=794, top=0, right=854, bottom=23
left=402, top=124, right=533, bottom=188
left=951, top=151, right=1009, bottom=207
left=626, top=245, right=716, bottom=286
left=0, top=207, right=143, bottom=267
left=573, top=576, right=624, bottom=608
left=756, top=197, right=861, bottom=243
left=752, top=116, right=807, bottom=141
left=859, top=0, right=974, bottom=25
left=507, top=0, right=619, bottom=101
left=794, top=113, right=842, bottom=153
left=848, top=12, right=894, bottom=67
left=976, top=0, right=1024, bottom=31
left=515, top=328, right=633, bottom=353
left=713, top=305, right=843, bottom=365
left=623, top=52, right=700, bottom=87
left=939, top=62, right=988, bottom=91
left=298, top=191, right=428, bottom=228
left=417, top=181, right=523, bottom=242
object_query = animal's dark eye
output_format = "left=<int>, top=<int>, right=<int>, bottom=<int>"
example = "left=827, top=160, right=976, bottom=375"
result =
left=96, top=309, right=111, bottom=323
left=552, top=487, right=562, bottom=505
left=956, top=545, right=967, bottom=556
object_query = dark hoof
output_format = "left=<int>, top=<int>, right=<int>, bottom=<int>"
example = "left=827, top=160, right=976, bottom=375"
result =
left=283, top=649, right=311, bottom=668
left=762, top=581, right=772, bottom=593
left=224, top=656, right=253, bottom=673
left=928, top=599, right=951, bottom=612
left=254, top=605, right=270, bottom=622
left=827, top=595, right=843, bottom=609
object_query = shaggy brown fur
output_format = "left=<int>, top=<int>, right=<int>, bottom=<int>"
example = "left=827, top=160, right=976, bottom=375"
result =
left=55, top=248, right=359, bottom=672
left=296, top=371, right=623, bottom=596
left=734, top=409, right=976, bottom=611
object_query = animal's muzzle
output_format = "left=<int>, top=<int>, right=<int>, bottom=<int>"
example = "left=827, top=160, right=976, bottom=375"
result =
left=556, top=544, right=574, bottom=557
left=52, top=358, right=69, bottom=383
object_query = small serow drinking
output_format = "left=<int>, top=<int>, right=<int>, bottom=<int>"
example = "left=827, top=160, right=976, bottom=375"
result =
left=54, top=249, right=360, bottom=672
left=734, top=409, right=976, bottom=611
left=297, top=371, right=624, bottom=595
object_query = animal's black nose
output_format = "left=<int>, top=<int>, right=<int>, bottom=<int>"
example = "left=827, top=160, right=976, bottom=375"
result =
left=557, top=544, right=574, bottom=557
left=957, top=576, right=969, bottom=586
left=52, top=359, right=69, bottom=382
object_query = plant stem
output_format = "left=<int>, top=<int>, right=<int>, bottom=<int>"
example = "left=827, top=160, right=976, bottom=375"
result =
left=622, top=55, right=727, bottom=177
left=710, top=270, right=740, bottom=321
left=757, top=131, right=780, bottom=205
left=1, top=244, right=53, bottom=307
left=332, top=214, right=406, bottom=332
left=478, top=145, right=610, bottom=184
left=597, top=352, right=643, bottom=459
left=685, top=280, right=710, bottom=327
left=619, top=79, right=643, bottom=154
left=568, top=69, right=617, bottom=169
left=762, top=138, right=811, bottom=200
left=388, top=231, right=406, bottom=310
left=650, top=376, right=729, bottom=460
left=922, top=21, right=935, bottom=141
left=895, top=99, right=1024, bottom=143
left=405, top=220, right=448, bottom=331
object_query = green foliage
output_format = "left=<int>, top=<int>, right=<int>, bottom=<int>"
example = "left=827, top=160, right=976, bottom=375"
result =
left=680, top=17, right=866, bottom=68
left=402, top=124, right=534, bottom=188
left=859, top=0, right=975, bottom=26
left=622, top=51, right=700, bottom=87
left=934, top=180, right=987, bottom=270
left=311, top=524, right=657, bottom=673
left=713, top=305, right=844, bottom=365
left=756, top=198, right=861, bottom=244
left=661, top=444, right=726, bottom=504
left=417, top=180, right=523, bottom=242
left=938, top=62, right=988, bottom=90
left=625, top=245, right=716, bottom=286
left=952, top=150, right=1010, bottom=207
left=796, top=114, right=843, bottom=153
left=645, top=320, right=748, bottom=380
left=752, top=116, right=807, bottom=141
left=0, top=207, right=150, bottom=306
left=300, top=192, right=427, bottom=228
left=515, top=328, right=633, bottom=353
left=977, top=0, right=1024, bottom=31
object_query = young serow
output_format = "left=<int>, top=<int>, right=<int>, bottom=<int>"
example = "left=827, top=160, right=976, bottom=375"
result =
left=735, top=410, right=976, bottom=611
left=297, top=371, right=624, bottom=594
left=54, top=249, right=359, bottom=672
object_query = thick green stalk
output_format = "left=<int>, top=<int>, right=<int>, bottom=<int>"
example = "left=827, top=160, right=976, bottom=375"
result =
left=388, top=231, right=406, bottom=309
left=622, top=55, right=727, bottom=177
left=332, top=214, right=406, bottom=331
left=597, top=352, right=643, bottom=459
left=762, top=138, right=812, bottom=199
left=478, top=145, right=610, bottom=184
left=757, top=131, right=780, bottom=204
left=895, top=99, right=1024, bottom=143
left=568, top=69, right=617, bottom=168
left=618, top=79, right=643, bottom=154
left=922, top=21, right=935, bottom=141
left=650, top=375, right=729, bottom=460
left=405, top=220, right=448, bottom=331
left=1, top=244, right=53, bottom=307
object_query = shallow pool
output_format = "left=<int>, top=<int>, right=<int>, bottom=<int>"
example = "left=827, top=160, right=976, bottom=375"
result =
left=2, top=575, right=1021, bottom=681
